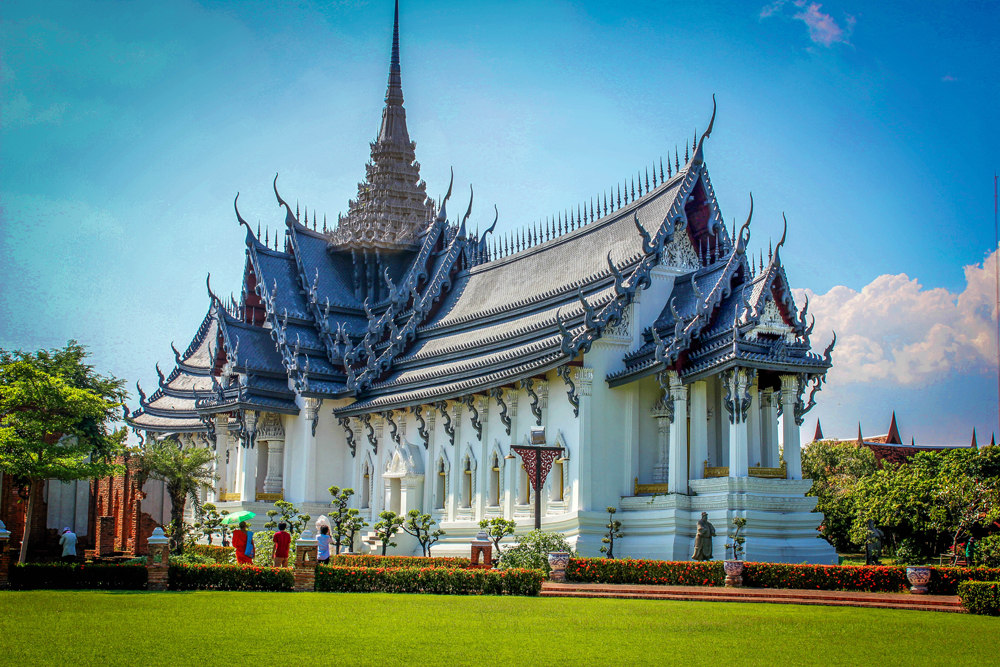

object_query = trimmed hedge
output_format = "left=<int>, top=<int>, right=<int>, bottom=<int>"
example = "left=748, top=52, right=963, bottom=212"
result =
left=10, top=563, right=147, bottom=590
left=568, top=558, right=723, bottom=586
left=329, top=554, right=473, bottom=569
left=957, top=581, right=1000, bottom=616
left=567, top=558, right=1000, bottom=595
left=187, top=545, right=235, bottom=564
left=168, top=563, right=293, bottom=591
left=317, top=565, right=544, bottom=596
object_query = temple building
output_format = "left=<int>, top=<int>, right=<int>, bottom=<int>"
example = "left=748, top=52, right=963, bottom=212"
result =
left=126, top=2, right=837, bottom=563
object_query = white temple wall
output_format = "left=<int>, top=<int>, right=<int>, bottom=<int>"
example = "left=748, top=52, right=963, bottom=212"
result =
left=583, top=343, right=636, bottom=515
left=44, top=479, right=91, bottom=536
left=636, top=375, right=662, bottom=487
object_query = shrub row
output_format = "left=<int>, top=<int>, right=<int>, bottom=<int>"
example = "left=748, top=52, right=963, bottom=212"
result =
left=957, top=581, right=1000, bottom=616
left=317, top=565, right=544, bottom=596
left=567, top=558, right=724, bottom=586
left=168, top=563, right=293, bottom=592
left=186, top=545, right=235, bottom=564
left=9, top=563, right=147, bottom=591
left=329, top=554, right=472, bottom=569
left=568, top=558, right=1000, bottom=595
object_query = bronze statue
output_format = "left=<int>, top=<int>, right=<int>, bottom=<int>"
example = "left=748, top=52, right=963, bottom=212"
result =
left=692, top=512, right=716, bottom=561
left=865, top=519, right=884, bottom=565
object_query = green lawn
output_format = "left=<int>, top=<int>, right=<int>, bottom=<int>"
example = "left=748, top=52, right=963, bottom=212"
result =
left=0, top=591, right=993, bottom=666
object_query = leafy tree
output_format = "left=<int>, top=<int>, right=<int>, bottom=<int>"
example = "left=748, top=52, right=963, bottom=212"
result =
left=373, top=510, right=404, bottom=555
left=600, top=507, right=624, bottom=559
left=264, top=500, right=310, bottom=538
left=343, top=509, right=368, bottom=553
left=132, top=437, right=216, bottom=554
left=403, top=510, right=445, bottom=556
left=802, top=439, right=877, bottom=551
left=328, top=485, right=356, bottom=554
left=479, top=517, right=516, bottom=559
left=726, top=517, right=747, bottom=561
left=497, top=529, right=574, bottom=573
left=0, top=356, right=126, bottom=563
left=197, top=503, right=230, bottom=546
left=930, top=475, right=999, bottom=564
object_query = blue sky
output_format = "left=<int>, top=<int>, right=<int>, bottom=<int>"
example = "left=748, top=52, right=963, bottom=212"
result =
left=1, top=0, right=997, bottom=445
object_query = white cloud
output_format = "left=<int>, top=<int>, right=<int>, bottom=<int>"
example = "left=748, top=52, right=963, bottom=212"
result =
left=761, top=0, right=855, bottom=47
left=796, top=250, right=999, bottom=385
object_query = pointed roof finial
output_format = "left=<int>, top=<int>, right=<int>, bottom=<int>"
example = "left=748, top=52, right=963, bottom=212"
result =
left=971, top=428, right=979, bottom=449
left=813, top=419, right=824, bottom=441
left=856, top=423, right=864, bottom=446
left=378, top=0, right=409, bottom=145
left=886, top=411, right=902, bottom=445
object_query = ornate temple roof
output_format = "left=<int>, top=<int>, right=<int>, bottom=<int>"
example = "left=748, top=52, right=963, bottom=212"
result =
left=129, top=4, right=835, bottom=435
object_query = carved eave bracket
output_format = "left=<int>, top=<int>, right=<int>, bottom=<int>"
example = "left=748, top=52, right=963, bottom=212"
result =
left=520, top=378, right=543, bottom=426
left=411, top=405, right=429, bottom=448
left=381, top=410, right=400, bottom=445
left=460, top=395, right=483, bottom=441
left=555, top=365, right=580, bottom=417
left=338, top=416, right=357, bottom=457
left=490, top=388, right=511, bottom=436
left=362, top=413, right=377, bottom=454
left=434, top=400, right=455, bottom=446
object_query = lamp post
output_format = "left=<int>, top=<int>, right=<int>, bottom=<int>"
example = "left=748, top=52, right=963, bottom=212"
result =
left=511, top=428, right=563, bottom=530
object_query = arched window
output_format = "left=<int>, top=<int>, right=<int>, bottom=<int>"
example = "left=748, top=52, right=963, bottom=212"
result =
left=552, top=460, right=564, bottom=502
left=461, top=458, right=473, bottom=509
left=361, top=461, right=371, bottom=509
left=389, top=477, right=401, bottom=514
left=435, top=459, right=446, bottom=510
left=518, top=459, right=531, bottom=505
left=489, top=453, right=501, bottom=506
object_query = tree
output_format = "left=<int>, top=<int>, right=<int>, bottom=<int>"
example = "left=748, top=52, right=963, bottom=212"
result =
left=930, top=475, right=1000, bottom=564
left=133, top=437, right=216, bottom=554
left=328, top=485, right=356, bottom=554
left=264, top=500, right=310, bottom=538
left=373, top=510, right=404, bottom=555
left=197, top=503, right=230, bottom=546
left=599, top=507, right=624, bottom=559
left=343, top=509, right=368, bottom=553
left=0, top=358, right=126, bottom=564
left=403, top=510, right=444, bottom=556
left=479, top=517, right=516, bottom=558
left=497, top=530, right=574, bottom=573
left=802, top=439, right=877, bottom=551
left=726, top=517, right=747, bottom=561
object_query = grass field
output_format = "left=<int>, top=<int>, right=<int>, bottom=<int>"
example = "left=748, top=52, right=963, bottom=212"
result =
left=0, top=591, right=994, bottom=667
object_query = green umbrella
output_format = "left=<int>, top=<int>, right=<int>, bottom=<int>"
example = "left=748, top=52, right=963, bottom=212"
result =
left=220, top=510, right=255, bottom=525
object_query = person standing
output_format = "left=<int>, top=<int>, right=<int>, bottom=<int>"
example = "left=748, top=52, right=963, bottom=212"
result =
left=316, top=525, right=332, bottom=565
left=232, top=522, right=254, bottom=565
left=59, top=528, right=77, bottom=563
left=272, top=522, right=291, bottom=568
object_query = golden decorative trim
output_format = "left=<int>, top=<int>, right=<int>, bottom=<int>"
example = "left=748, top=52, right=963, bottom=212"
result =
left=749, top=461, right=787, bottom=479
left=633, top=477, right=669, bottom=496
left=704, top=461, right=729, bottom=478
left=219, top=493, right=241, bottom=502
left=255, top=492, right=284, bottom=502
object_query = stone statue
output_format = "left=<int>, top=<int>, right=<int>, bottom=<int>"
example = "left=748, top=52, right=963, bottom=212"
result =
left=692, top=512, right=717, bottom=561
left=865, top=519, right=884, bottom=565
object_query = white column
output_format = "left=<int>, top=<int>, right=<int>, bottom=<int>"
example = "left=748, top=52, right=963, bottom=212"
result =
left=667, top=372, right=689, bottom=494
left=300, top=399, right=320, bottom=502
left=762, top=390, right=780, bottom=468
left=241, top=436, right=258, bottom=503
left=781, top=375, right=803, bottom=480
left=503, top=389, right=519, bottom=519
left=747, top=381, right=762, bottom=468
left=264, top=439, right=284, bottom=494
left=448, top=401, right=462, bottom=522
left=575, top=368, right=593, bottom=513
left=213, top=416, right=228, bottom=498
left=689, top=380, right=708, bottom=481
left=651, top=402, right=671, bottom=484
left=724, top=368, right=752, bottom=478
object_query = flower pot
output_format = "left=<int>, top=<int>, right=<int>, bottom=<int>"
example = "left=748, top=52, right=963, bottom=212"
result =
left=547, top=551, right=570, bottom=582
left=906, top=566, right=931, bottom=595
left=724, top=560, right=744, bottom=588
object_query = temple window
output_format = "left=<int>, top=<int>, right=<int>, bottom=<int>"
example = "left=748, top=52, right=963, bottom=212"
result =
left=361, top=463, right=371, bottom=509
left=460, top=458, right=472, bottom=509
left=489, top=454, right=501, bottom=506
left=389, top=477, right=401, bottom=514
left=435, top=460, right=446, bottom=510
left=552, top=460, right=565, bottom=502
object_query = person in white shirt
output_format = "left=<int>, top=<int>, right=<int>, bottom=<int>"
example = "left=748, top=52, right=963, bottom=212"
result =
left=316, top=525, right=333, bottom=564
left=59, top=528, right=77, bottom=563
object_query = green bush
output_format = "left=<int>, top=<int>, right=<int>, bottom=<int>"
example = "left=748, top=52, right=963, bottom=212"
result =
left=957, top=581, right=1000, bottom=615
left=974, top=534, right=1000, bottom=567
left=568, top=558, right=724, bottom=586
left=252, top=530, right=296, bottom=567
left=187, top=544, right=235, bottom=564
left=499, top=530, right=574, bottom=573
left=567, top=558, right=1000, bottom=595
left=316, top=565, right=543, bottom=596
left=329, top=554, right=473, bottom=569
left=169, top=552, right=216, bottom=565
left=168, top=563, right=293, bottom=591
left=10, top=563, right=147, bottom=590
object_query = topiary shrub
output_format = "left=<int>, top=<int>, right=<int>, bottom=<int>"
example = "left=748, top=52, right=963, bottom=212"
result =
left=498, top=530, right=574, bottom=573
left=187, top=544, right=235, bottom=564
left=957, top=580, right=1000, bottom=615
left=168, top=563, right=293, bottom=591
left=316, top=565, right=543, bottom=595
left=329, top=554, right=472, bottom=569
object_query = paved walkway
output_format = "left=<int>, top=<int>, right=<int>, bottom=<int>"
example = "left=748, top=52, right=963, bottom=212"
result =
left=540, top=582, right=963, bottom=613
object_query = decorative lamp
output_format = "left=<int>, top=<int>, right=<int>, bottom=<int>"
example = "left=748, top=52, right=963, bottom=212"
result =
left=530, top=427, right=546, bottom=444
left=297, top=529, right=317, bottom=546
left=147, top=527, right=169, bottom=545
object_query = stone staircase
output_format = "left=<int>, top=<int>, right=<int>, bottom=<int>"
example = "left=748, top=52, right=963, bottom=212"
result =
left=540, top=582, right=964, bottom=613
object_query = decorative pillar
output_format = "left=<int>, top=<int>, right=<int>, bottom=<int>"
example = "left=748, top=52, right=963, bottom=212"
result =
left=666, top=372, right=688, bottom=494
left=689, top=380, right=708, bottom=481
left=146, top=527, right=169, bottom=592
left=241, top=411, right=258, bottom=503
left=781, top=375, right=803, bottom=480
left=264, top=440, right=284, bottom=494
left=722, top=368, right=754, bottom=478
left=293, top=530, right=318, bottom=592
left=503, top=389, right=519, bottom=519
left=761, top=390, right=780, bottom=468
left=471, top=530, right=492, bottom=567
left=301, top=399, right=320, bottom=502
left=651, top=399, right=671, bottom=484
left=576, top=368, right=593, bottom=512
left=747, top=381, right=762, bottom=468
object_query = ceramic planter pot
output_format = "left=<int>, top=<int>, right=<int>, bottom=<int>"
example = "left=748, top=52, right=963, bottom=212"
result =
left=724, top=560, right=744, bottom=588
left=906, top=566, right=932, bottom=595
left=547, top=551, right=570, bottom=582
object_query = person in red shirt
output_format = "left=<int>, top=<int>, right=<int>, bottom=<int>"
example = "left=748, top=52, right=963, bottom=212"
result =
left=232, top=522, right=254, bottom=565
left=272, top=522, right=292, bottom=567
